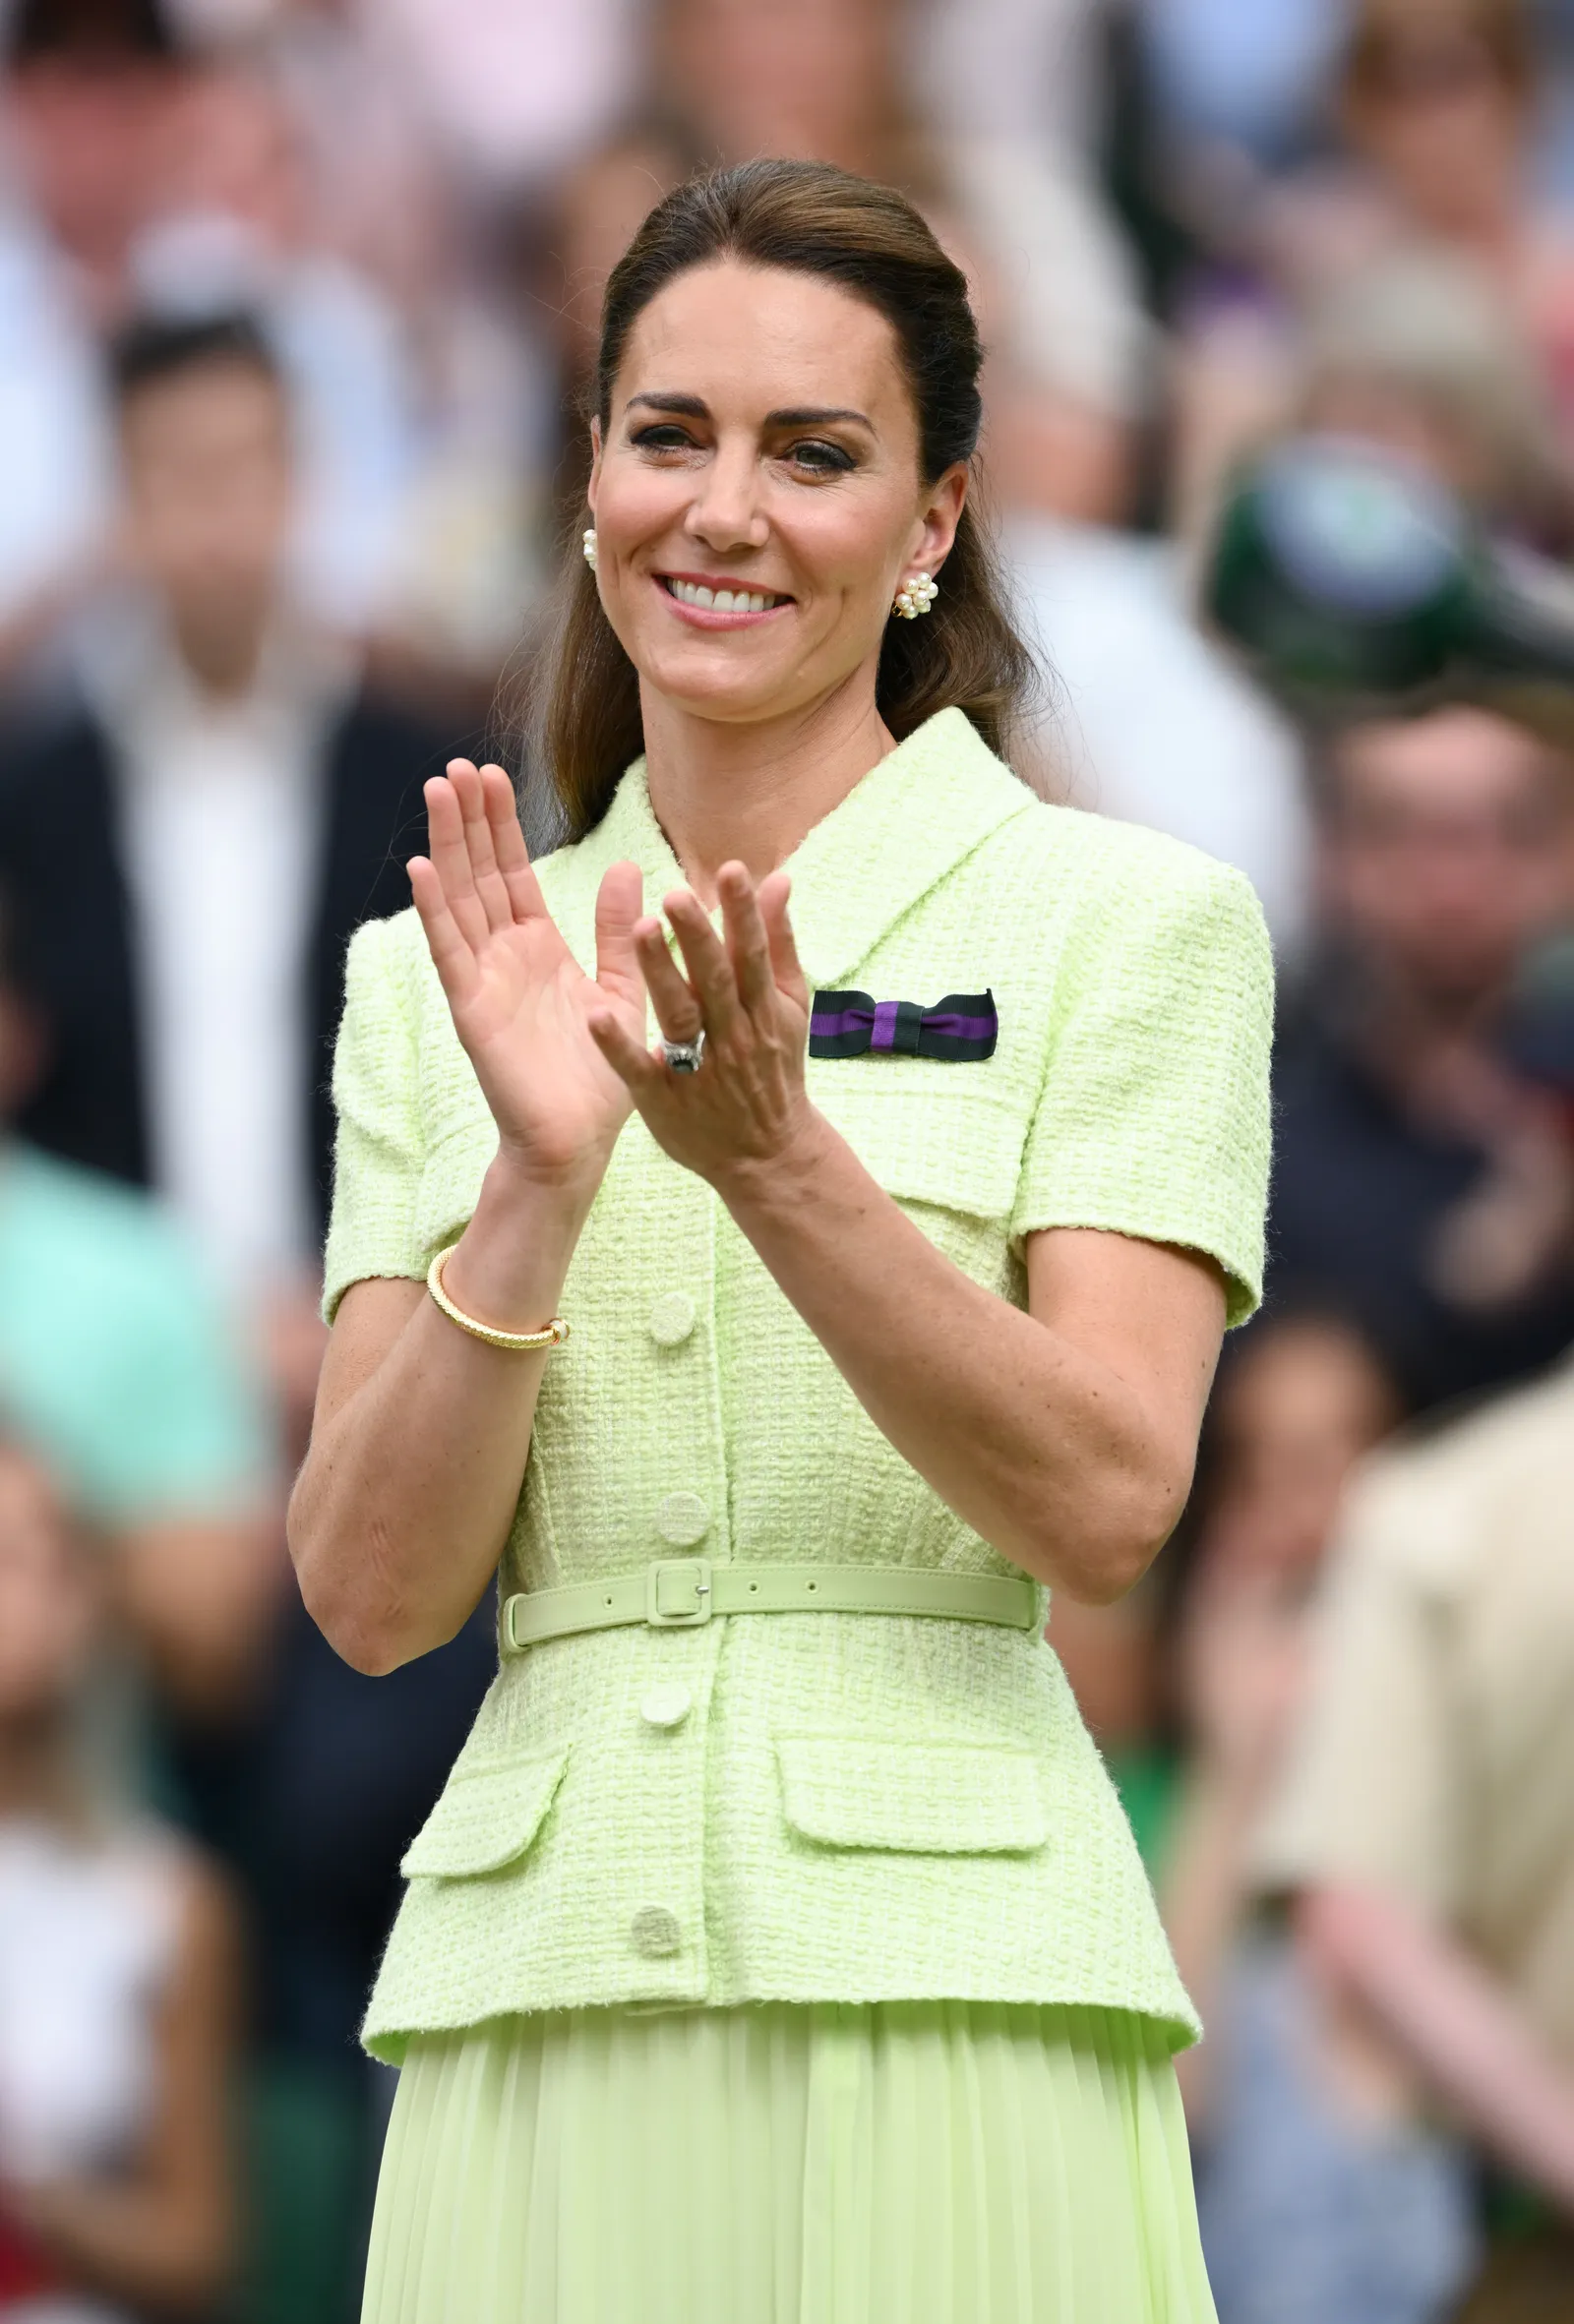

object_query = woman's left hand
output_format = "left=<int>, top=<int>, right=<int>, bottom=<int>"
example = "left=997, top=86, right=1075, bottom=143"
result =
left=586, top=861, right=815, bottom=1186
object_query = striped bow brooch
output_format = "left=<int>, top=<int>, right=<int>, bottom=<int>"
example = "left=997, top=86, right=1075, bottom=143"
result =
left=809, top=989, right=999, bottom=1062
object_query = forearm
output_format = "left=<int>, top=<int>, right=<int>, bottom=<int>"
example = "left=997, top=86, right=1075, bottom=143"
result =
left=14, top=2176, right=231, bottom=2317
left=1300, top=1883, right=1574, bottom=2213
left=714, top=1111, right=1192, bottom=1599
left=288, top=1154, right=593, bottom=1672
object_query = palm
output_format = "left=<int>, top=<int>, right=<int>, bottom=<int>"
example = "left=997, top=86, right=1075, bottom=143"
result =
left=409, top=762, right=644, bottom=1178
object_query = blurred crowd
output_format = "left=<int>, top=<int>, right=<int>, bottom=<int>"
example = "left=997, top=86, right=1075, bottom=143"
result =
left=1, top=0, right=1574, bottom=2319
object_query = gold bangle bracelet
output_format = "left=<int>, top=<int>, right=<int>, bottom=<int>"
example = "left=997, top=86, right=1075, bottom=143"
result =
left=425, top=1245, right=570, bottom=1353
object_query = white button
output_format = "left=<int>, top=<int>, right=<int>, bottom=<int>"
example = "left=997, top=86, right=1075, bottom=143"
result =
left=648, top=1293, right=696, bottom=1348
left=657, top=1492, right=710, bottom=1547
left=630, top=1905, right=683, bottom=1957
left=639, top=1682, right=693, bottom=1729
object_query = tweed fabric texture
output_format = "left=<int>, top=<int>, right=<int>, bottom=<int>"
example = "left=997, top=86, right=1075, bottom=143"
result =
left=323, top=708, right=1273, bottom=2063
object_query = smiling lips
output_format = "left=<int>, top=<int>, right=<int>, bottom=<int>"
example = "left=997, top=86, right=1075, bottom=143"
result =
left=657, top=572, right=793, bottom=626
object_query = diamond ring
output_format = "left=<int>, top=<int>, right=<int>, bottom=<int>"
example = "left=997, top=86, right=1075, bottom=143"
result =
left=661, top=1032, right=706, bottom=1074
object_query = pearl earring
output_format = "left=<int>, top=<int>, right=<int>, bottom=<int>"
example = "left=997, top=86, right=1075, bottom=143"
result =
left=582, top=526, right=598, bottom=572
left=893, top=570, right=938, bottom=619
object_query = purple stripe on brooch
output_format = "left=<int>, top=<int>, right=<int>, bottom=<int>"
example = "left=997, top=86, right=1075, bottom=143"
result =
left=926, top=1014, right=997, bottom=1042
left=871, top=1000, right=901, bottom=1052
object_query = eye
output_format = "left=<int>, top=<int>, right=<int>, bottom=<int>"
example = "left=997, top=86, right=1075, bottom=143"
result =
left=784, top=439, right=856, bottom=476
left=631, top=424, right=697, bottom=453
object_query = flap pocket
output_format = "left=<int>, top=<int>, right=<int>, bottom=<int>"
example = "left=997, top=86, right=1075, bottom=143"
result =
left=400, top=1746, right=571, bottom=1879
left=775, top=1734, right=1047, bottom=1855
left=811, top=1080, right=1026, bottom=1225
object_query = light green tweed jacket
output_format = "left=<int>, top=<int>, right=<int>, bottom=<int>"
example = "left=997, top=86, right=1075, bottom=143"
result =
left=324, top=707, right=1273, bottom=2064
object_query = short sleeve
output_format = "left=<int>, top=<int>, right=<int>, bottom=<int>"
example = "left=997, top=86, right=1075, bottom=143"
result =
left=1010, top=851, right=1273, bottom=1325
left=322, top=916, right=428, bottom=1323
left=1250, top=1467, right=1462, bottom=1923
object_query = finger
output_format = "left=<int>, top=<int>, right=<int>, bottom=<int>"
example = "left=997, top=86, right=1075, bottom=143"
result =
left=449, top=759, right=513, bottom=936
left=635, top=916, right=705, bottom=1043
left=587, top=1005, right=667, bottom=1101
left=479, top=762, right=549, bottom=925
left=408, top=854, right=479, bottom=1007
left=757, top=871, right=809, bottom=1010
left=665, top=889, right=742, bottom=1042
left=425, top=769, right=491, bottom=951
left=594, top=862, right=646, bottom=1012
left=717, top=863, right=774, bottom=1014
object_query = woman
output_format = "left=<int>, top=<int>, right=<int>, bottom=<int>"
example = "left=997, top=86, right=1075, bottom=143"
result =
left=289, top=160, right=1273, bottom=2322
left=0, top=1441, right=237, bottom=2322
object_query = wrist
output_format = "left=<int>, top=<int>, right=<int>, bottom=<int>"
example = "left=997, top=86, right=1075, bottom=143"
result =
left=706, top=1105, right=837, bottom=1216
left=440, top=1153, right=593, bottom=1330
left=484, top=1141, right=605, bottom=1229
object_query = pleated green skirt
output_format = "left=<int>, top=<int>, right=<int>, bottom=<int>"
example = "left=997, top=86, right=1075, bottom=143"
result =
left=361, top=1999, right=1218, bottom=2323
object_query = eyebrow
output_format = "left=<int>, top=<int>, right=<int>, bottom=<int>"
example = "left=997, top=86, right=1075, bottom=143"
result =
left=627, top=392, right=876, bottom=432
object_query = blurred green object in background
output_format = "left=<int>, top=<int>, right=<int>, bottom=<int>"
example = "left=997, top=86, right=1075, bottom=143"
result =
left=235, top=2061, right=372, bottom=2324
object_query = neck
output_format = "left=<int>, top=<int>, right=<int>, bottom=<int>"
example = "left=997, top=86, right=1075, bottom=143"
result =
left=639, top=674, right=893, bottom=903
left=169, top=597, right=272, bottom=702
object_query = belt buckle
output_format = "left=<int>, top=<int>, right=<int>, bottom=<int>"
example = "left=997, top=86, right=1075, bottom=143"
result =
left=645, top=1557, right=713, bottom=1627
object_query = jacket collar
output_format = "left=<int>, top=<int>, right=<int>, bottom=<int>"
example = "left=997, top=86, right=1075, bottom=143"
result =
left=552, top=707, right=1039, bottom=986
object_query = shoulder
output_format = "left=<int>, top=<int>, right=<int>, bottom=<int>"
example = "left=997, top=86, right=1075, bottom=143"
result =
left=974, top=789, right=1272, bottom=975
left=995, top=788, right=1263, bottom=894
left=343, top=903, right=432, bottom=1012
left=0, top=698, right=108, bottom=823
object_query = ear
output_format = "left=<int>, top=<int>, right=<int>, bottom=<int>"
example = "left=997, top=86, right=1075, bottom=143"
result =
left=587, top=416, right=604, bottom=519
left=905, top=462, right=968, bottom=578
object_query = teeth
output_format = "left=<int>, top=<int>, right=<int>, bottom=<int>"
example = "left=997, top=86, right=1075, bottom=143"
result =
left=668, top=578, right=782, bottom=613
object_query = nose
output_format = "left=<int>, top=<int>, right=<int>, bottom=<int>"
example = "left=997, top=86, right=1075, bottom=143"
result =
left=683, top=438, right=767, bottom=555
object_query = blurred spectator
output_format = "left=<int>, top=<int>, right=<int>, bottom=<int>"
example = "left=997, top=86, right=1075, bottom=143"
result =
left=370, top=0, right=642, bottom=197
left=1177, top=241, right=1574, bottom=550
left=0, top=0, right=184, bottom=623
left=0, top=304, right=501, bottom=2321
left=1171, top=0, right=1574, bottom=538
left=0, top=1, right=456, bottom=639
left=1159, top=1317, right=1481, bottom=2324
left=0, top=310, right=452, bottom=1448
left=1296, top=251, right=1574, bottom=549
left=0, top=1438, right=239, bottom=2319
left=1254, top=1350, right=1574, bottom=2315
left=1, top=0, right=193, bottom=325
left=1132, top=0, right=1350, bottom=172
left=1007, top=510, right=1312, bottom=953
left=1269, top=706, right=1574, bottom=1412
left=0, top=880, right=272, bottom=1721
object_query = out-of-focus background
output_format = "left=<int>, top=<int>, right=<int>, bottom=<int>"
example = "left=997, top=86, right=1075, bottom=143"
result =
left=2, top=2, right=1574, bottom=2319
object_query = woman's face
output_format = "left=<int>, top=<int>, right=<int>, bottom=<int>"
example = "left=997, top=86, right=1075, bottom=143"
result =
left=587, top=259, right=964, bottom=732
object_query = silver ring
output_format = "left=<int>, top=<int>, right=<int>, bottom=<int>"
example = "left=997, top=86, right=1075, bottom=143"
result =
left=660, top=1031, right=706, bottom=1074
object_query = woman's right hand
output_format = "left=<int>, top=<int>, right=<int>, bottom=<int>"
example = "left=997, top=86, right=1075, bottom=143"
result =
left=407, top=760, right=645, bottom=1189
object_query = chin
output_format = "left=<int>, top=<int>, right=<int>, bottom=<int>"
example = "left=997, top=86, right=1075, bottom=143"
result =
left=638, top=638, right=805, bottom=723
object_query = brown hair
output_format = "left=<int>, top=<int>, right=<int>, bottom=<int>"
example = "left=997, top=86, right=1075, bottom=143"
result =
left=528, top=157, right=1038, bottom=839
left=1342, top=0, right=1535, bottom=109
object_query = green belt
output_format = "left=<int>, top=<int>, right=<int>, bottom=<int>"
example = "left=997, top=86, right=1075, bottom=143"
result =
left=500, top=1556, right=1042, bottom=1654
